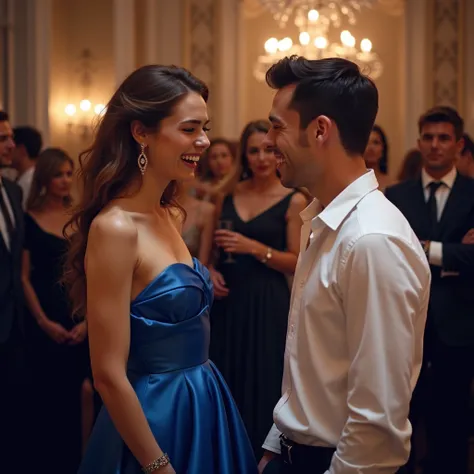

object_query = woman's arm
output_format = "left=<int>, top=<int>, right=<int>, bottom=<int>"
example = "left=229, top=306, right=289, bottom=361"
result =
left=21, top=250, right=71, bottom=343
left=214, top=192, right=307, bottom=275
left=85, top=212, right=174, bottom=472
left=249, top=192, right=307, bottom=274
left=198, top=201, right=216, bottom=266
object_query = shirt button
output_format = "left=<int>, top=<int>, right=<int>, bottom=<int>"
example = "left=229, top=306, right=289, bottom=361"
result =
left=299, top=280, right=305, bottom=288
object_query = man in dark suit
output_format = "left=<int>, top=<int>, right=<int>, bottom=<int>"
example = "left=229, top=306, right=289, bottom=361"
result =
left=385, top=106, right=474, bottom=474
left=457, top=133, right=474, bottom=179
left=0, top=110, right=25, bottom=470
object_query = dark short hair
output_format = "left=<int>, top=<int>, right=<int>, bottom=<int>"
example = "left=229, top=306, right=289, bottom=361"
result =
left=418, top=106, right=464, bottom=140
left=266, top=55, right=379, bottom=155
left=462, top=133, right=474, bottom=157
left=0, top=110, right=9, bottom=122
left=13, top=126, right=43, bottom=159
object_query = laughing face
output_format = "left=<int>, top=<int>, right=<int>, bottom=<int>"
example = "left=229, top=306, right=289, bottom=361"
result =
left=263, top=85, right=316, bottom=189
left=142, top=92, right=211, bottom=182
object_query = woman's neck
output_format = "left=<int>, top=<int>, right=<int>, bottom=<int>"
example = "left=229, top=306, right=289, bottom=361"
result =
left=248, top=174, right=280, bottom=193
left=123, top=172, right=171, bottom=213
left=41, top=196, right=67, bottom=212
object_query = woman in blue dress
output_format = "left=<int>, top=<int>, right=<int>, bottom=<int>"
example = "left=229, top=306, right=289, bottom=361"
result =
left=63, top=65, right=257, bottom=474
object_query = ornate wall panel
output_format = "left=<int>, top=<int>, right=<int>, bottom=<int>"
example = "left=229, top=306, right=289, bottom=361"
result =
left=184, top=0, right=216, bottom=116
left=431, top=0, right=464, bottom=110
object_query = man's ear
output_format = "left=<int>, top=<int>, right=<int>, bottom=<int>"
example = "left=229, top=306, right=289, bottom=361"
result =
left=308, top=115, right=332, bottom=146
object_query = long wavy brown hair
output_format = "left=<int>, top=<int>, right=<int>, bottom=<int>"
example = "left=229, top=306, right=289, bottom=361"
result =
left=27, top=147, right=74, bottom=211
left=63, top=65, right=209, bottom=318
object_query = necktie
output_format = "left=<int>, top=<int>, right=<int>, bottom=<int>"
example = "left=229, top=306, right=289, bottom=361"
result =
left=0, top=182, right=15, bottom=247
left=427, top=181, right=442, bottom=240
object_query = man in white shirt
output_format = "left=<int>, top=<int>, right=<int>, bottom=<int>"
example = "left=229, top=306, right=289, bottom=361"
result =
left=11, top=126, right=42, bottom=209
left=258, top=56, right=431, bottom=474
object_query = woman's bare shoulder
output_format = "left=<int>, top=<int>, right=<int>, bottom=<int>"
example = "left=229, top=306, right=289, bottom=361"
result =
left=89, top=205, right=138, bottom=243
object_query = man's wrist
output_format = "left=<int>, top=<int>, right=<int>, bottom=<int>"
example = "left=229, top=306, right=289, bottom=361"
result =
left=421, top=240, right=431, bottom=258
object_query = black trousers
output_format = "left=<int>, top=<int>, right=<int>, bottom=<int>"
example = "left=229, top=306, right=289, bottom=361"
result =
left=425, top=341, right=474, bottom=474
left=262, top=437, right=335, bottom=474
left=404, top=337, right=474, bottom=474
left=0, top=335, right=28, bottom=474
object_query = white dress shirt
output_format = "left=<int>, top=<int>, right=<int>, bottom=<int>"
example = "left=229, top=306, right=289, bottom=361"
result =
left=0, top=177, right=16, bottom=251
left=263, top=171, right=431, bottom=473
left=17, top=166, right=35, bottom=210
left=421, top=167, right=457, bottom=267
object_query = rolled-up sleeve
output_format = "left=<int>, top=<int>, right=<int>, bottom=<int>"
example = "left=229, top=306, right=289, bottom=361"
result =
left=263, top=423, right=282, bottom=454
left=327, top=233, right=430, bottom=473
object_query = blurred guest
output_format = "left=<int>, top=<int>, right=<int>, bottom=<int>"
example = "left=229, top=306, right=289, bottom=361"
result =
left=210, top=119, right=307, bottom=457
left=22, top=148, right=89, bottom=474
left=397, top=148, right=422, bottom=182
left=195, top=138, right=235, bottom=201
left=0, top=111, right=17, bottom=180
left=456, top=133, right=474, bottom=178
left=386, top=106, right=474, bottom=474
left=198, top=137, right=235, bottom=183
left=0, top=110, right=26, bottom=472
left=364, top=124, right=392, bottom=190
left=11, top=126, right=42, bottom=208
left=179, top=181, right=216, bottom=265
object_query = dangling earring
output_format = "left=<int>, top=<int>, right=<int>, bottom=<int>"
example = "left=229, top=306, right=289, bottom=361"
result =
left=137, top=143, right=148, bottom=175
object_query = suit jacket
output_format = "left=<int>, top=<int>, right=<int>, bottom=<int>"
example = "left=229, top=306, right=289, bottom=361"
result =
left=385, top=174, right=474, bottom=347
left=0, top=178, right=24, bottom=345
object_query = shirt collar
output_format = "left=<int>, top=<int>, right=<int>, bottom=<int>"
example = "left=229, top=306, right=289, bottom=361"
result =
left=299, top=170, right=379, bottom=232
left=421, top=166, right=457, bottom=190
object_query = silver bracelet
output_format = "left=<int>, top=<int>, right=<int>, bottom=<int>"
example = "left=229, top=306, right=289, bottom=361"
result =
left=142, top=453, right=170, bottom=473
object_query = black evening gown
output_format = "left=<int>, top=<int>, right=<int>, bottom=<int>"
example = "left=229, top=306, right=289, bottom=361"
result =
left=23, top=213, right=89, bottom=474
left=210, top=192, right=295, bottom=458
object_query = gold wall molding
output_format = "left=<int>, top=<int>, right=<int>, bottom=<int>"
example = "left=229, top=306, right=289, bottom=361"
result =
left=430, top=0, right=464, bottom=112
left=183, top=0, right=216, bottom=116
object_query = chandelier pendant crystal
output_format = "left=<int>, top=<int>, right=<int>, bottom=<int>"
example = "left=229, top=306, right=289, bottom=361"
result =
left=254, top=0, right=383, bottom=82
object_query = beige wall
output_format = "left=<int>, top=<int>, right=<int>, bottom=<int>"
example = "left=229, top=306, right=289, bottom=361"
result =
left=241, top=5, right=405, bottom=180
left=49, top=0, right=115, bottom=162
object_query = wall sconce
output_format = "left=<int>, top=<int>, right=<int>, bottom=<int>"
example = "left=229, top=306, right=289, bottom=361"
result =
left=64, top=49, right=106, bottom=140
left=64, top=100, right=106, bottom=138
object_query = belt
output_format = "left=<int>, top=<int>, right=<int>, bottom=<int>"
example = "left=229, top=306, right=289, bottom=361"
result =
left=280, top=434, right=336, bottom=468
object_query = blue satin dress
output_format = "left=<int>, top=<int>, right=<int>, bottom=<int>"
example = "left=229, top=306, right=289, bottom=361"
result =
left=78, top=258, right=257, bottom=474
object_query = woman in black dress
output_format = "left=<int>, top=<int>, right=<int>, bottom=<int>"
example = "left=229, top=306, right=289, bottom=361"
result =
left=210, top=120, right=307, bottom=457
left=21, top=148, right=89, bottom=474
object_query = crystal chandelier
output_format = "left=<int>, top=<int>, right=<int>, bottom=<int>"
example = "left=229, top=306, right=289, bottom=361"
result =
left=254, top=0, right=383, bottom=82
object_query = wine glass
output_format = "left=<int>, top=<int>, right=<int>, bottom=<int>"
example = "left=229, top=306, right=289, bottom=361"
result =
left=218, top=219, right=236, bottom=263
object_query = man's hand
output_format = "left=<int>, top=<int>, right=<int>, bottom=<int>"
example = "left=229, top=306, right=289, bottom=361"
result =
left=258, top=451, right=278, bottom=474
left=462, top=228, right=474, bottom=244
